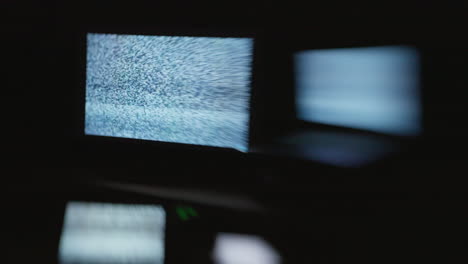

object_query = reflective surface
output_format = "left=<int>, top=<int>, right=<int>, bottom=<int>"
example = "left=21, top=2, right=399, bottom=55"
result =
left=279, top=130, right=400, bottom=167
left=252, top=129, right=400, bottom=167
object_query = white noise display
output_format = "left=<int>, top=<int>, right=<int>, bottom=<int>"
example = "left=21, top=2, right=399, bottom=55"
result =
left=58, top=202, right=166, bottom=264
left=85, top=33, right=254, bottom=152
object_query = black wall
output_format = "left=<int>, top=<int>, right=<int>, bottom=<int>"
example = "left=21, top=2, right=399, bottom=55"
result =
left=5, top=1, right=467, bottom=264
left=4, top=0, right=467, bottom=189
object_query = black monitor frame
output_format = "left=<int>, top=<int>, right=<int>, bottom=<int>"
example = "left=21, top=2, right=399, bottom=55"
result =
left=71, top=25, right=265, bottom=170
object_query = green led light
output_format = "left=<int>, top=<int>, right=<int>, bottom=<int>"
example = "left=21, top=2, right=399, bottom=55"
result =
left=176, top=206, right=198, bottom=221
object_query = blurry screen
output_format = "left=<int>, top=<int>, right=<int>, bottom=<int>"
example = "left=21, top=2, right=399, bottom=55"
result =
left=295, top=46, right=421, bottom=136
left=59, top=202, right=165, bottom=264
left=85, top=33, right=254, bottom=152
left=212, top=233, right=281, bottom=264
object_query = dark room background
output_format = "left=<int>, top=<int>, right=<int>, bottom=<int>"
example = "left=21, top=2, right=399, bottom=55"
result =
left=4, top=1, right=467, bottom=263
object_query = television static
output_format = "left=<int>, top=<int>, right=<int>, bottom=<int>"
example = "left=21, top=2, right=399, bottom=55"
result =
left=58, top=202, right=166, bottom=264
left=85, top=33, right=254, bottom=152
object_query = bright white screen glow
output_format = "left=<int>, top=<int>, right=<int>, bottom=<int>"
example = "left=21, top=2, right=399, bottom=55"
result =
left=212, top=233, right=281, bottom=264
left=295, top=46, right=421, bottom=136
left=58, top=202, right=165, bottom=264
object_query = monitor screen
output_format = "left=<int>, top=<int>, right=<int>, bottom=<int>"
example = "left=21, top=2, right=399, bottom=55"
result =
left=212, top=233, right=281, bottom=264
left=58, top=202, right=166, bottom=264
left=85, top=33, right=254, bottom=152
left=295, top=46, right=421, bottom=136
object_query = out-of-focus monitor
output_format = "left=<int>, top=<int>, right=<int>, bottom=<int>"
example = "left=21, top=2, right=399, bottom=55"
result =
left=295, top=46, right=421, bottom=136
left=212, top=233, right=281, bottom=264
left=58, top=201, right=166, bottom=264
left=85, top=33, right=254, bottom=152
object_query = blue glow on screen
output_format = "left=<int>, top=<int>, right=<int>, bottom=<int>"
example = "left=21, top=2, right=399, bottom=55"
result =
left=295, top=46, right=421, bottom=136
left=85, top=33, right=254, bottom=152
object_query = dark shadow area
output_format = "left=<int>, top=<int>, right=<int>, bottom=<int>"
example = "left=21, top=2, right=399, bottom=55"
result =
left=5, top=0, right=467, bottom=263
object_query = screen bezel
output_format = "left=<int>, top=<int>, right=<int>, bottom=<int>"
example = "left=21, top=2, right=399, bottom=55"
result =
left=73, top=25, right=263, bottom=160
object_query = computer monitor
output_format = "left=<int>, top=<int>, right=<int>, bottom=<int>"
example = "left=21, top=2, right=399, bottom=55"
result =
left=213, top=233, right=281, bottom=264
left=295, top=46, right=421, bottom=137
left=58, top=201, right=166, bottom=264
left=84, top=33, right=254, bottom=152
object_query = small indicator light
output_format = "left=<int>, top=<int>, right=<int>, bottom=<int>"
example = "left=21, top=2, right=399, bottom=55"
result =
left=176, top=206, right=199, bottom=221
